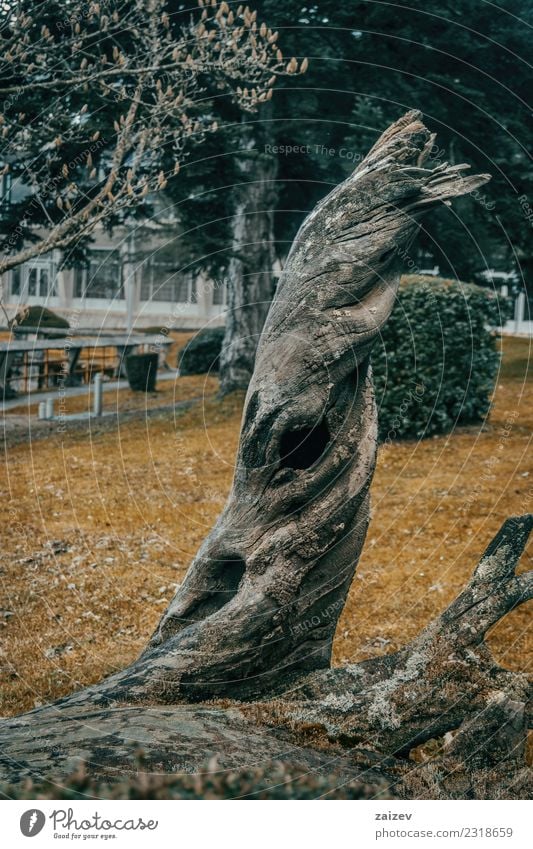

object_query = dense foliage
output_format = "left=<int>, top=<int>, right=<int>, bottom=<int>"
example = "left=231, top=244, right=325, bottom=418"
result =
left=176, top=277, right=507, bottom=443
left=174, top=0, right=532, bottom=289
left=178, top=326, right=225, bottom=375
left=373, top=276, right=509, bottom=441
left=8, top=305, right=69, bottom=330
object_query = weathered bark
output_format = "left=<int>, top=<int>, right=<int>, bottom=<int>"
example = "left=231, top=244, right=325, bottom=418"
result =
left=2, top=113, right=530, bottom=799
left=90, top=110, right=489, bottom=704
left=219, top=117, right=278, bottom=395
left=0, top=702, right=393, bottom=791
left=255, top=515, right=533, bottom=758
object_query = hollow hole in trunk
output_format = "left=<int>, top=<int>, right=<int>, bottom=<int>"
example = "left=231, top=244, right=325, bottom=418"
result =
left=379, top=247, right=396, bottom=265
left=175, top=556, right=246, bottom=627
left=279, top=418, right=330, bottom=470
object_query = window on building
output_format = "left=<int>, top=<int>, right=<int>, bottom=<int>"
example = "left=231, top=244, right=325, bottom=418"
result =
left=11, top=267, right=21, bottom=296
left=40, top=268, right=49, bottom=296
left=74, top=250, right=123, bottom=299
left=212, top=278, right=227, bottom=306
left=152, top=268, right=177, bottom=302
left=139, top=259, right=152, bottom=302
left=73, top=266, right=85, bottom=298
left=140, top=257, right=196, bottom=303
left=11, top=261, right=57, bottom=299
left=28, top=268, right=37, bottom=296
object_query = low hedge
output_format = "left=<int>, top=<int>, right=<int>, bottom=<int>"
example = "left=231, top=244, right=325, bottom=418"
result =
left=178, top=326, right=225, bottom=375
left=175, top=277, right=507, bottom=441
left=9, top=305, right=69, bottom=331
left=372, top=275, right=510, bottom=441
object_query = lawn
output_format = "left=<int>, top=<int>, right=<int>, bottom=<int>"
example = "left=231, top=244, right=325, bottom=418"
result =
left=0, top=335, right=531, bottom=718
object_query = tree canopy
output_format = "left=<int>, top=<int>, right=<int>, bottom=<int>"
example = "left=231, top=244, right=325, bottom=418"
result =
left=4, top=1, right=529, bottom=286
left=171, top=0, right=532, bottom=287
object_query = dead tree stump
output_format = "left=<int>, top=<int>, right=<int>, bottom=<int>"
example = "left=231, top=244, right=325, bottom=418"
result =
left=1, top=112, right=530, bottom=799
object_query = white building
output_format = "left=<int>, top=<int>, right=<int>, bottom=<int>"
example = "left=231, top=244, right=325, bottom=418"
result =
left=2, top=231, right=227, bottom=332
left=0, top=162, right=228, bottom=334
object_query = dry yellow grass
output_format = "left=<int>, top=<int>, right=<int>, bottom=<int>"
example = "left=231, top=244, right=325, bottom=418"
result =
left=5, top=374, right=218, bottom=418
left=0, top=336, right=531, bottom=717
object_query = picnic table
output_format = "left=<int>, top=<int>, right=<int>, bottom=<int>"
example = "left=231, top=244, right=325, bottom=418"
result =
left=0, top=334, right=172, bottom=396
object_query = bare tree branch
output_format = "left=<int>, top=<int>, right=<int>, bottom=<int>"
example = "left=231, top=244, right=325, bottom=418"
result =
left=0, top=0, right=299, bottom=273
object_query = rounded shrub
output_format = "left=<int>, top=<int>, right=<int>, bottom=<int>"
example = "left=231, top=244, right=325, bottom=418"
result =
left=9, top=305, right=69, bottom=331
left=372, top=275, right=510, bottom=441
left=178, top=326, right=225, bottom=375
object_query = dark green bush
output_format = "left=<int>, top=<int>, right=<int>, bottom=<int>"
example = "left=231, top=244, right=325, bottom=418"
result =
left=178, top=326, right=225, bottom=375
left=139, top=325, right=169, bottom=335
left=372, top=275, right=510, bottom=441
left=9, top=305, right=69, bottom=330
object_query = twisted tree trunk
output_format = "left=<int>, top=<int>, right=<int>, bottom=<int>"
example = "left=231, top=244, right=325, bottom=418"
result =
left=1, top=112, right=530, bottom=799
left=96, top=110, right=489, bottom=704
